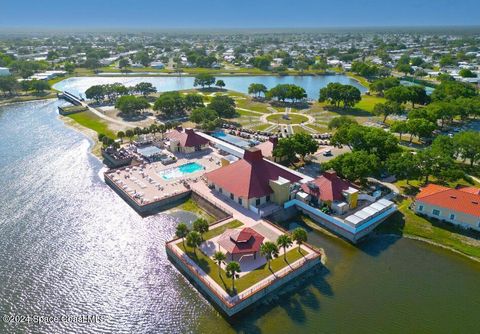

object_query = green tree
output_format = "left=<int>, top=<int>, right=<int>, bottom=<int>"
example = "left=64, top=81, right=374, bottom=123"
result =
left=64, top=62, right=75, bottom=74
left=323, top=150, right=380, bottom=183
left=431, top=81, right=477, bottom=101
left=208, top=95, right=236, bottom=118
left=291, top=132, right=319, bottom=161
left=248, top=83, right=268, bottom=97
left=225, top=261, right=241, bottom=293
left=192, top=218, right=209, bottom=240
left=190, top=107, right=219, bottom=130
left=453, top=131, right=480, bottom=166
left=407, top=85, right=429, bottom=107
left=186, top=231, right=202, bottom=256
left=30, top=80, right=50, bottom=93
left=386, top=152, right=421, bottom=183
left=118, top=58, right=130, bottom=72
left=193, top=73, right=215, bottom=88
left=184, top=93, right=204, bottom=110
left=319, top=83, right=361, bottom=108
left=117, top=131, right=125, bottom=143
left=291, top=228, right=308, bottom=253
left=328, top=116, right=358, bottom=130
left=212, top=251, right=226, bottom=277
left=135, top=51, right=152, bottom=67
left=276, top=234, right=293, bottom=261
left=260, top=242, right=279, bottom=271
left=370, top=77, right=400, bottom=96
left=373, top=101, right=405, bottom=123
left=459, top=69, right=477, bottom=78
left=406, top=118, right=436, bottom=143
left=153, top=91, right=186, bottom=117
left=125, top=129, right=134, bottom=142
left=115, top=95, right=149, bottom=114
left=390, top=120, right=408, bottom=141
left=134, top=82, right=157, bottom=97
left=85, top=85, right=105, bottom=103
left=215, top=79, right=226, bottom=89
left=175, top=223, right=189, bottom=249
left=384, top=86, right=411, bottom=104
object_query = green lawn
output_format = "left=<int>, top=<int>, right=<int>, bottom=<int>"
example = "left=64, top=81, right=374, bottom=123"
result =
left=376, top=198, right=480, bottom=260
left=252, top=123, right=274, bottom=131
left=266, top=113, right=309, bottom=124
left=178, top=242, right=305, bottom=295
left=292, top=125, right=311, bottom=134
left=236, top=109, right=262, bottom=117
left=354, top=94, right=386, bottom=112
left=202, top=219, right=244, bottom=240
left=178, top=198, right=216, bottom=223
left=66, top=110, right=116, bottom=138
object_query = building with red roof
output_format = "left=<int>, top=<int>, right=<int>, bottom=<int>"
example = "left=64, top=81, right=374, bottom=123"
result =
left=217, top=227, right=265, bottom=261
left=414, top=184, right=480, bottom=231
left=298, top=170, right=359, bottom=214
left=166, top=128, right=210, bottom=153
left=205, top=147, right=302, bottom=210
left=255, top=136, right=285, bottom=162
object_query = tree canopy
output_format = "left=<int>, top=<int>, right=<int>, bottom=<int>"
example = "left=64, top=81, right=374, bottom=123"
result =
left=319, top=83, right=361, bottom=108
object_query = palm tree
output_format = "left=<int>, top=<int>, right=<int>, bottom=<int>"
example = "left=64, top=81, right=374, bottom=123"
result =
left=260, top=241, right=279, bottom=271
left=117, top=131, right=125, bottom=143
left=212, top=251, right=226, bottom=276
left=186, top=231, right=202, bottom=256
left=292, top=228, right=308, bottom=254
left=125, top=129, right=134, bottom=142
left=276, top=234, right=293, bottom=260
left=175, top=223, right=189, bottom=249
left=225, top=261, right=241, bottom=293
left=193, top=218, right=209, bottom=240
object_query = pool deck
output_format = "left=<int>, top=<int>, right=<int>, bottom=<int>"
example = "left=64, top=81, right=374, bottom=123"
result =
left=104, top=149, right=222, bottom=207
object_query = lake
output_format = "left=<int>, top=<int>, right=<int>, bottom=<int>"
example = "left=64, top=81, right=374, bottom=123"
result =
left=0, top=99, right=479, bottom=333
left=53, top=74, right=368, bottom=100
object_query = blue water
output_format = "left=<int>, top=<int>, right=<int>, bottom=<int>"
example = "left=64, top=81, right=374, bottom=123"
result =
left=2, top=99, right=480, bottom=333
left=53, top=74, right=367, bottom=99
left=212, top=131, right=251, bottom=148
left=160, top=162, right=204, bottom=180
left=400, top=80, right=435, bottom=95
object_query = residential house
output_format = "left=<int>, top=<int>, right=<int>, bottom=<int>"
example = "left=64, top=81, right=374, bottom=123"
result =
left=414, top=184, right=480, bottom=231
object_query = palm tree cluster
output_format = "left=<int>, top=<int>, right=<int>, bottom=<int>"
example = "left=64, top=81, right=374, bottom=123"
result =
left=175, top=218, right=211, bottom=255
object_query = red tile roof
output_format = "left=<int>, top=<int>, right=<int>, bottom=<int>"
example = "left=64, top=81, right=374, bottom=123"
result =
left=166, top=128, right=209, bottom=147
left=255, top=136, right=278, bottom=158
left=415, top=184, right=480, bottom=217
left=218, top=227, right=265, bottom=254
left=301, top=170, right=354, bottom=202
left=205, top=148, right=302, bottom=198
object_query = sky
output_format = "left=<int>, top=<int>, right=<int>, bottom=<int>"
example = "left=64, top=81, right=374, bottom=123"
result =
left=1, top=0, right=479, bottom=30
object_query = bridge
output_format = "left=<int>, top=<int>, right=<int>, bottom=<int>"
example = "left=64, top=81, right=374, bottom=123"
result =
left=58, top=91, right=83, bottom=106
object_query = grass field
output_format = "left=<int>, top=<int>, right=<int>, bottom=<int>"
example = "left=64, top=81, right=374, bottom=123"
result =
left=266, top=113, right=309, bottom=124
left=376, top=198, right=480, bottom=260
left=179, top=242, right=304, bottom=295
left=202, top=219, right=244, bottom=240
left=178, top=198, right=216, bottom=223
left=66, top=110, right=116, bottom=138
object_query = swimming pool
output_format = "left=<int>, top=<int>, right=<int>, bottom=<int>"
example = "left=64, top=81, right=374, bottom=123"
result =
left=211, top=131, right=251, bottom=148
left=159, top=162, right=204, bottom=180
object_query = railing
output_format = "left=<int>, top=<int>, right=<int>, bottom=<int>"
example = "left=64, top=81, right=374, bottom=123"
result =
left=167, top=241, right=320, bottom=309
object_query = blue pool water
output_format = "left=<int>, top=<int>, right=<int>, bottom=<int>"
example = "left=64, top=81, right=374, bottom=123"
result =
left=159, top=162, right=204, bottom=180
left=212, top=131, right=251, bottom=148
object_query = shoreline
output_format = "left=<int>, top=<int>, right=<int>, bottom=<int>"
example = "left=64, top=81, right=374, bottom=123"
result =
left=373, top=233, right=480, bottom=264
